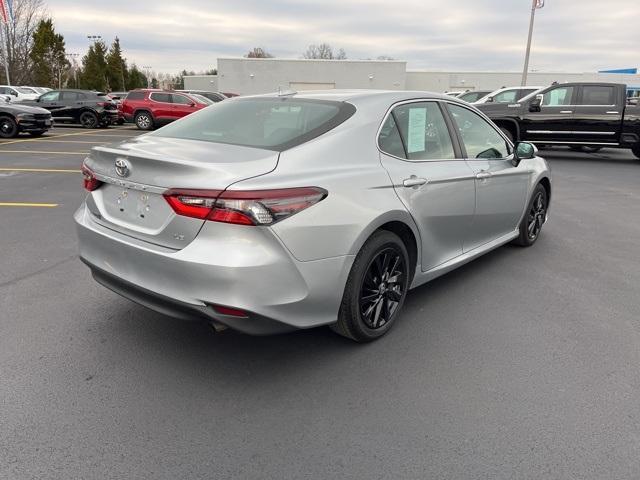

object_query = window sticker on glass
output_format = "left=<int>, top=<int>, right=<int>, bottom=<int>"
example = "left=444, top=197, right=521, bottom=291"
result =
left=407, top=107, right=427, bottom=154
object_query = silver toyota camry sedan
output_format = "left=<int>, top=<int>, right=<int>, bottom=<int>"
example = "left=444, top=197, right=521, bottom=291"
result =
left=75, top=90, right=551, bottom=342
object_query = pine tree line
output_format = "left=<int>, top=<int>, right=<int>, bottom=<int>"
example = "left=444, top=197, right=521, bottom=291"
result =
left=28, top=19, right=148, bottom=91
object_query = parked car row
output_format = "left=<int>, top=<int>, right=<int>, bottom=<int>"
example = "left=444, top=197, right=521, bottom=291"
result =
left=446, top=86, right=543, bottom=105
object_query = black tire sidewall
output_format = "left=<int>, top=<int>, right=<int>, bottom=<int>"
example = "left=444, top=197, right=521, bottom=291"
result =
left=338, top=231, right=410, bottom=342
left=632, top=145, right=640, bottom=160
left=0, top=116, right=18, bottom=138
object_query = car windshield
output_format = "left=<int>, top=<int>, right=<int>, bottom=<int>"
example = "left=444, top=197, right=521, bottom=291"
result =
left=152, top=97, right=356, bottom=151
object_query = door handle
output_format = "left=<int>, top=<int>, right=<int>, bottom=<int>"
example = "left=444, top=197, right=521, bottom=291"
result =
left=476, top=171, right=492, bottom=180
left=606, top=111, right=619, bottom=114
left=403, top=176, right=427, bottom=188
left=560, top=110, right=573, bottom=114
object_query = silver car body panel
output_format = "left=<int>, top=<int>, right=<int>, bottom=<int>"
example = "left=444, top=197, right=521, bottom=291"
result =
left=75, top=90, right=551, bottom=333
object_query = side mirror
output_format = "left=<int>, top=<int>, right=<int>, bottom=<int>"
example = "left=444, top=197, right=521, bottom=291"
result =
left=529, top=94, right=543, bottom=112
left=513, top=142, right=536, bottom=166
left=486, top=96, right=494, bottom=103
left=189, top=102, right=196, bottom=107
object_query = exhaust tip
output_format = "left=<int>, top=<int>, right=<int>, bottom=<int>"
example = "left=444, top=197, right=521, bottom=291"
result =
left=209, top=321, right=229, bottom=333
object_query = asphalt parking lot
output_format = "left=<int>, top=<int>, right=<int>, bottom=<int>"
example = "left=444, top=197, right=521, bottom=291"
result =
left=1, top=127, right=640, bottom=479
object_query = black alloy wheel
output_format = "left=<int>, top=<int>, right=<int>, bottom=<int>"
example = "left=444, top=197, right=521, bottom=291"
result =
left=0, top=116, right=18, bottom=138
left=513, top=183, right=548, bottom=246
left=332, top=230, right=410, bottom=342
left=79, top=111, right=98, bottom=129
left=527, top=190, right=547, bottom=241
left=360, top=248, right=405, bottom=330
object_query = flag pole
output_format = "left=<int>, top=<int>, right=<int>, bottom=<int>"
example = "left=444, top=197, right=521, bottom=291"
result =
left=521, top=0, right=539, bottom=86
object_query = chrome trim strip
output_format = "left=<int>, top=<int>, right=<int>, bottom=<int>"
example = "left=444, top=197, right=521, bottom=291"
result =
left=93, top=172, right=167, bottom=194
left=532, top=141, right=619, bottom=146
left=526, top=130, right=615, bottom=135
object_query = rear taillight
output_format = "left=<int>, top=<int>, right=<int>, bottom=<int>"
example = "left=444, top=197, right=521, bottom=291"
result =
left=81, top=164, right=102, bottom=192
left=163, top=187, right=327, bottom=226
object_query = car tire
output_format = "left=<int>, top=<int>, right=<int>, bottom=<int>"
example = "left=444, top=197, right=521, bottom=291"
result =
left=28, top=130, right=46, bottom=137
left=331, top=230, right=410, bottom=342
left=499, top=127, right=514, bottom=142
left=79, top=111, right=99, bottom=129
left=135, top=111, right=154, bottom=130
left=631, top=145, right=640, bottom=160
left=512, top=183, right=548, bottom=247
left=0, top=116, right=18, bottom=138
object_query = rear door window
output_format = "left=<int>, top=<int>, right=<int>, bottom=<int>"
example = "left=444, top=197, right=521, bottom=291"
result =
left=152, top=97, right=356, bottom=151
left=381, top=102, right=455, bottom=161
left=580, top=86, right=616, bottom=105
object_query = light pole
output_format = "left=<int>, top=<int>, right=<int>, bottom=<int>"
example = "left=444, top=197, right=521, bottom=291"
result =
left=521, top=0, right=544, bottom=86
left=87, top=35, right=102, bottom=43
left=143, top=66, right=152, bottom=88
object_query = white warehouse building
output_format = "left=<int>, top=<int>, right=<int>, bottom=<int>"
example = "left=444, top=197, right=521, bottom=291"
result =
left=184, top=58, right=640, bottom=95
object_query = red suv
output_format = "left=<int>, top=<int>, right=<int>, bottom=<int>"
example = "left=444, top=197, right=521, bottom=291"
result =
left=121, top=89, right=208, bottom=130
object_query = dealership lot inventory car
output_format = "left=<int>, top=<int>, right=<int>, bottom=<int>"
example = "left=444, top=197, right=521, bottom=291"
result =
left=0, top=85, right=40, bottom=102
left=0, top=97, right=52, bottom=137
left=121, top=89, right=209, bottom=130
left=22, top=89, right=119, bottom=128
left=76, top=90, right=551, bottom=342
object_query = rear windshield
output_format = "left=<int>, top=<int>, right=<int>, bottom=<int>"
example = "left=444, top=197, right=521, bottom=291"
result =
left=151, top=97, right=356, bottom=151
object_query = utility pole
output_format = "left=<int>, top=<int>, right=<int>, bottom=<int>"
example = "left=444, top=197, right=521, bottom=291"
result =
left=521, top=0, right=544, bottom=86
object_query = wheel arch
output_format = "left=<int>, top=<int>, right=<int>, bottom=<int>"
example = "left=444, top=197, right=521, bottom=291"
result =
left=493, top=118, right=520, bottom=142
left=350, top=211, right=421, bottom=283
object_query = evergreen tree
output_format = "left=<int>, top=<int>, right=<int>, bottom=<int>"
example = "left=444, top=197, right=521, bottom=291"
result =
left=106, top=37, right=127, bottom=91
left=79, top=40, right=108, bottom=91
left=30, top=19, right=69, bottom=88
left=126, top=64, right=147, bottom=90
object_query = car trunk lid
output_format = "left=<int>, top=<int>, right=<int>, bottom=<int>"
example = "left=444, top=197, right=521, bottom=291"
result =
left=83, top=135, right=279, bottom=249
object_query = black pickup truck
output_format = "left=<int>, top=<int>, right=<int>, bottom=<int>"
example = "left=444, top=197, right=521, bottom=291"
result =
left=475, top=82, right=640, bottom=159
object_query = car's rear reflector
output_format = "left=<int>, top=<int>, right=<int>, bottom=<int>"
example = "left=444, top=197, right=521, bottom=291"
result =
left=163, top=187, right=327, bottom=226
left=212, top=305, right=249, bottom=317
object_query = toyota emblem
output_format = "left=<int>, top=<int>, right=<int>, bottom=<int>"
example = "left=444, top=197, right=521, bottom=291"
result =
left=114, top=158, right=130, bottom=177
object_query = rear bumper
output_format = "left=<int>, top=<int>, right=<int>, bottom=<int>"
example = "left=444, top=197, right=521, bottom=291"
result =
left=74, top=203, right=354, bottom=334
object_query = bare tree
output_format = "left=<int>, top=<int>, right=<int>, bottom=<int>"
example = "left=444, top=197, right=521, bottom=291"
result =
left=0, top=0, right=46, bottom=84
left=245, top=47, right=274, bottom=58
left=303, top=43, right=347, bottom=60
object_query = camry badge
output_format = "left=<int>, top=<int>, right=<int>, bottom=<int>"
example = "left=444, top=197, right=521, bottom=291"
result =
left=114, top=158, right=130, bottom=178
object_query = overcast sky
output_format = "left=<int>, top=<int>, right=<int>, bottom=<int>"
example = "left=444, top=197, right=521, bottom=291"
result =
left=49, top=0, right=638, bottom=74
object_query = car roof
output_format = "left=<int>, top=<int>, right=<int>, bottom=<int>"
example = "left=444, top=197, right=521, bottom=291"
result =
left=248, top=89, right=458, bottom=105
